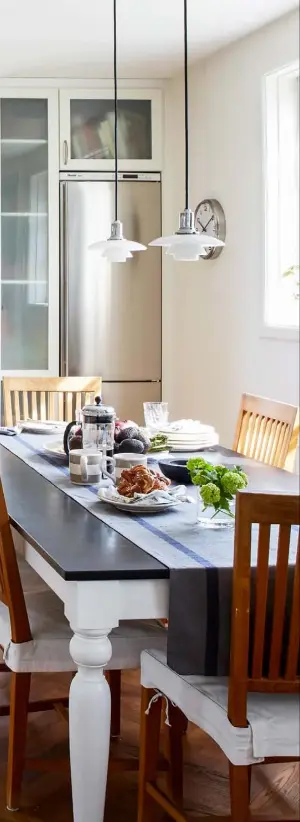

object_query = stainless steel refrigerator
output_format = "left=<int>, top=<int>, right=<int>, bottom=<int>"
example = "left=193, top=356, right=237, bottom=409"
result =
left=60, top=172, right=162, bottom=424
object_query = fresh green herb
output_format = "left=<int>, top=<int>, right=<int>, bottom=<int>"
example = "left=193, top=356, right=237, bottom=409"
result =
left=186, top=458, right=248, bottom=518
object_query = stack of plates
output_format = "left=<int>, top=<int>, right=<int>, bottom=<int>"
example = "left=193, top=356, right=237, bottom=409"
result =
left=17, top=420, right=65, bottom=435
left=159, top=420, right=219, bottom=452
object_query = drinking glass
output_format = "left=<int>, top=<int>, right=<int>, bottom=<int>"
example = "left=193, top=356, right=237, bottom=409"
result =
left=143, top=402, right=169, bottom=429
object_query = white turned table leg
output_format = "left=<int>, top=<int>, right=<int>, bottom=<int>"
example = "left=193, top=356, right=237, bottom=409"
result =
left=69, top=628, right=113, bottom=822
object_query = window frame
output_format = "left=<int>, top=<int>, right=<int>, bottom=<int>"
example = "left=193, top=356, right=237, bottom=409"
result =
left=262, top=61, right=299, bottom=341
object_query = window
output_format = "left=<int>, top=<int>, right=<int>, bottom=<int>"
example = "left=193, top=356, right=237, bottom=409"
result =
left=264, top=63, right=299, bottom=333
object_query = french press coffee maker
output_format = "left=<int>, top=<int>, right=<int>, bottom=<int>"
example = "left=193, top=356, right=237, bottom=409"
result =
left=64, top=396, right=116, bottom=458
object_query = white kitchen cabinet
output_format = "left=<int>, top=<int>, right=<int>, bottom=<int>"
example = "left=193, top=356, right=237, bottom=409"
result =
left=0, top=88, right=59, bottom=376
left=0, top=82, right=163, bottom=382
left=59, top=88, right=163, bottom=171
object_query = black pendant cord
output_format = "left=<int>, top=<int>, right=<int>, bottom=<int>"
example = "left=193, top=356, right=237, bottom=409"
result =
left=113, top=0, right=118, bottom=222
left=184, top=0, right=189, bottom=211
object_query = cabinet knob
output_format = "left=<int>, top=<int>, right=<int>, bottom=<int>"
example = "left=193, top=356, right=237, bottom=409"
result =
left=63, top=140, right=69, bottom=165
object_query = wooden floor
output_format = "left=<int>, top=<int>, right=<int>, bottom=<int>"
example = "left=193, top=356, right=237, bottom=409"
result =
left=0, top=670, right=298, bottom=821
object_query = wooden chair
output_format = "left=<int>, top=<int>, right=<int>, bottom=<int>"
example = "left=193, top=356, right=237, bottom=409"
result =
left=233, top=393, right=299, bottom=471
left=137, top=491, right=300, bottom=822
left=2, top=376, right=102, bottom=427
left=0, top=480, right=167, bottom=811
left=2, top=374, right=162, bottom=742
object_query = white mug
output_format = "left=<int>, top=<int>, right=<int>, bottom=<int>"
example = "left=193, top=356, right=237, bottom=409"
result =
left=69, top=449, right=115, bottom=485
left=114, top=452, right=147, bottom=486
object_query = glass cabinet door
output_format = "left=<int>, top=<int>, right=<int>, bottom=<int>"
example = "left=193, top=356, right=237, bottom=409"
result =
left=0, top=91, right=59, bottom=373
left=60, top=89, right=162, bottom=171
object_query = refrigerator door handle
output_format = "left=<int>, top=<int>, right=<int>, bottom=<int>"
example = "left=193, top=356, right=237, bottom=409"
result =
left=63, top=140, right=69, bottom=165
left=60, top=183, right=69, bottom=376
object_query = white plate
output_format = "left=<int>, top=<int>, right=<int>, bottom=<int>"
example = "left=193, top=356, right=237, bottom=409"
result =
left=168, top=439, right=216, bottom=446
left=159, top=426, right=215, bottom=439
left=101, top=498, right=180, bottom=514
left=17, top=420, right=65, bottom=435
left=44, top=441, right=67, bottom=460
left=167, top=439, right=215, bottom=447
left=98, top=489, right=181, bottom=514
left=170, top=440, right=217, bottom=452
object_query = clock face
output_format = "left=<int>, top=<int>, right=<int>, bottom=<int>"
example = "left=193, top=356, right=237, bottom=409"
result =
left=194, top=199, right=226, bottom=259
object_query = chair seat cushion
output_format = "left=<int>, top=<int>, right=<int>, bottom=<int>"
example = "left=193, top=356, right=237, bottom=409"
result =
left=141, top=650, right=300, bottom=765
left=0, top=559, right=166, bottom=673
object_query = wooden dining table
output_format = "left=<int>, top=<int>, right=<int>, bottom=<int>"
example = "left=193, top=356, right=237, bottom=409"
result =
left=0, top=438, right=298, bottom=822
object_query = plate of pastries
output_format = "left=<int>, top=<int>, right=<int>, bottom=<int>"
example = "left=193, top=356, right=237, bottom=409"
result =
left=98, top=464, right=186, bottom=514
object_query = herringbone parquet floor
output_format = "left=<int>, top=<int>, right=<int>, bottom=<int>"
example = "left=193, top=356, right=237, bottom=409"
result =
left=0, top=671, right=298, bottom=821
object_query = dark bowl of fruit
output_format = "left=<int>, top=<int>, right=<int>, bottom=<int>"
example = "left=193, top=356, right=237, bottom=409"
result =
left=158, top=459, right=191, bottom=485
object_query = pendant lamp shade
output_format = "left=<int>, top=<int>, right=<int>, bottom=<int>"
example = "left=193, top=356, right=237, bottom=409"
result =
left=150, top=210, right=224, bottom=261
left=151, top=212, right=224, bottom=261
left=89, top=220, right=144, bottom=262
left=149, top=2, right=225, bottom=262
left=89, top=0, right=146, bottom=263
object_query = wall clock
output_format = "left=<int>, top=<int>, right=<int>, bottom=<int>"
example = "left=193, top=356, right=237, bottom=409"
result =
left=194, top=199, right=226, bottom=259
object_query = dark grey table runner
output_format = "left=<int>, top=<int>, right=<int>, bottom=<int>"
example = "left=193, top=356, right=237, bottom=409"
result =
left=167, top=528, right=299, bottom=677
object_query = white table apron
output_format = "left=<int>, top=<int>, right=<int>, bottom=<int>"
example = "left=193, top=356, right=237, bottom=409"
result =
left=13, top=530, right=169, bottom=822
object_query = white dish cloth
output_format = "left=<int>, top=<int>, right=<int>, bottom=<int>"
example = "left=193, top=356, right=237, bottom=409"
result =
left=98, top=485, right=193, bottom=506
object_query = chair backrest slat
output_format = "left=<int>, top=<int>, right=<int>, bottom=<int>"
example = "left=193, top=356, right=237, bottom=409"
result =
left=268, top=421, right=281, bottom=465
left=75, top=392, right=82, bottom=417
left=252, top=524, right=271, bottom=679
left=31, top=391, right=38, bottom=420
left=264, top=420, right=277, bottom=464
left=2, top=377, right=102, bottom=426
left=66, top=392, right=73, bottom=422
left=280, top=425, right=293, bottom=466
left=0, top=481, right=31, bottom=644
left=48, top=391, right=56, bottom=419
left=249, top=414, right=261, bottom=460
left=286, top=533, right=300, bottom=680
left=253, top=415, right=267, bottom=462
left=269, top=525, right=291, bottom=678
left=228, top=492, right=300, bottom=729
left=57, top=392, right=64, bottom=420
left=13, top=391, right=20, bottom=426
left=23, top=391, right=29, bottom=421
left=259, top=418, right=273, bottom=463
left=40, top=391, right=46, bottom=420
left=233, top=393, right=299, bottom=471
left=237, top=410, right=250, bottom=454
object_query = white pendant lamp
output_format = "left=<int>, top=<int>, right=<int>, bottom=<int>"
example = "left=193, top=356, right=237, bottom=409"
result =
left=89, top=0, right=146, bottom=263
left=149, top=0, right=225, bottom=262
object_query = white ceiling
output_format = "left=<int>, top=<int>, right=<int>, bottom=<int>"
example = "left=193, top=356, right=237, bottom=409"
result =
left=0, top=0, right=298, bottom=79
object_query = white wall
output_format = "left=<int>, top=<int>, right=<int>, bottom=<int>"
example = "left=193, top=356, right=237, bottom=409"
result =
left=162, top=10, right=299, bottom=446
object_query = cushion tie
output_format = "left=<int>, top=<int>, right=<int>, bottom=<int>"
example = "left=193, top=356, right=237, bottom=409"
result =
left=145, top=690, right=177, bottom=728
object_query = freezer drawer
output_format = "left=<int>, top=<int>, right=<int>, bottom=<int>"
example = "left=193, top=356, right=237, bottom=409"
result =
left=101, top=382, right=161, bottom=425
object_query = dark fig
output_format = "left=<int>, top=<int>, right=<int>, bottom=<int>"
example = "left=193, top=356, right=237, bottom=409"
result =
left=118, top=438, right=144, bottom=454
left=135, top=431, right=151, bottom=451
left=115, top=429, right=125, bottom=444
left=117, top=426, right=139, bottom=443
